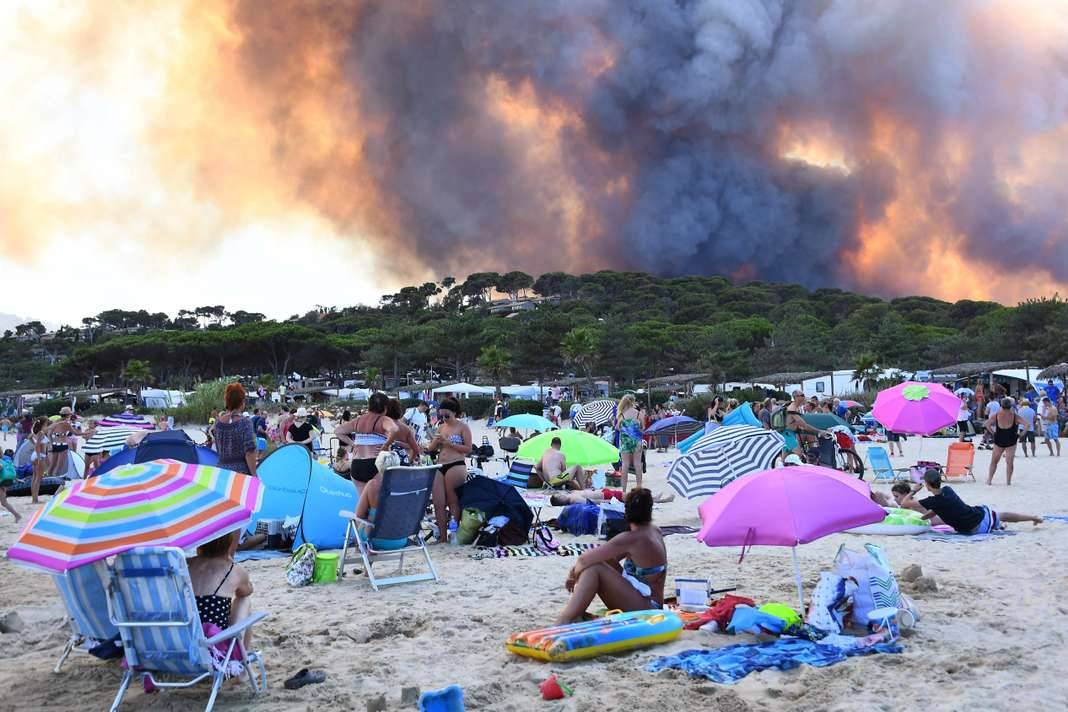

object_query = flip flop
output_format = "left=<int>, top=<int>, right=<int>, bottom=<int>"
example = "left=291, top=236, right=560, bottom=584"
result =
left=284, top=668, right=326, bottom=690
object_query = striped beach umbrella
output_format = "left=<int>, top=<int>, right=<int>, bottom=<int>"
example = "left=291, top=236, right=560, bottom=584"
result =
left=6, top=460, right=263, bottom=573
left=666, top=426, right=785, bottom=499
left=572, top=400, right=616, bottom=429
left=83, top=426, right=140, bottom=455
left=96, top=412, right=156, bottom=430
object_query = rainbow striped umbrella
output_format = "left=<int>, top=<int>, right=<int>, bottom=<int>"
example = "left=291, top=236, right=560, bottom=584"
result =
left=6, top=460, right=263, bottom=573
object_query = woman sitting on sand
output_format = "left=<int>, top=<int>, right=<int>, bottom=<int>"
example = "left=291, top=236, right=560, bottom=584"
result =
left=188, top=530, right=256, bottom=647
left=555, top=489, right=667, bottom=624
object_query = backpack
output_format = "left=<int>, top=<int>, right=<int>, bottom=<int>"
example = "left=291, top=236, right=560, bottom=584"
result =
left=0, top=459, right=15, bottom=486
left=286, top=543, right=317, bottom=587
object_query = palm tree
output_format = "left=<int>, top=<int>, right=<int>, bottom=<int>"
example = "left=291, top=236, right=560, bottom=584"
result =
left=365, top=366, right=383, bottom=392
left=124, top=359, right=152, bottom=401
left=478, top=345, right=512, bottom=399
left=561, top=327, right=599, bottom=395
left=852, top=355, right=882, bottom=391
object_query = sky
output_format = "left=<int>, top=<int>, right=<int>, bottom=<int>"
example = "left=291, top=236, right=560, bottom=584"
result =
left=5, top=1, right=1068, bottom=327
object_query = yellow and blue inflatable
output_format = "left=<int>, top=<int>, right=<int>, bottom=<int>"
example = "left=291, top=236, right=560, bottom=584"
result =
left=506, top=610, right=682, bottom=662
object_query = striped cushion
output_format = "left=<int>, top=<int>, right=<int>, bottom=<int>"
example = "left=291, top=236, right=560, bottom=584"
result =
left=111, top=547, right=212, bottom=675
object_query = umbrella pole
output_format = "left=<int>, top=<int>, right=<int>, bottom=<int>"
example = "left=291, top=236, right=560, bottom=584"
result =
left=792, top=547, right=805, bottom=612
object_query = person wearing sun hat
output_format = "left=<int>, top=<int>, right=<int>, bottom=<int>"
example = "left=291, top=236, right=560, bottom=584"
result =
left=285, top=406, right=318, bottom=451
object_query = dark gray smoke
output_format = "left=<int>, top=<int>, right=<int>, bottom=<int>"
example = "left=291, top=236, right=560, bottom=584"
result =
left=232, top=0, right=1068, bottom=294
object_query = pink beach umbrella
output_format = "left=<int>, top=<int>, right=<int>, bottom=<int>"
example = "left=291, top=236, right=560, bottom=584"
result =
left=872, top=381, right=958, bottom=435
left=697, top=465, right=885, bottom=608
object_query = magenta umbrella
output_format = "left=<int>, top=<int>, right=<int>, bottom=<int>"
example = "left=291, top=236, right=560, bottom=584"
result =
left=872, top=381, right=958, bottom=435
left=697, top=465, right=885, bottom=607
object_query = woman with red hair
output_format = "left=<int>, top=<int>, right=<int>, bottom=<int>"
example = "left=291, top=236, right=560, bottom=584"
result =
left=214, top=383, right=258, bottom=476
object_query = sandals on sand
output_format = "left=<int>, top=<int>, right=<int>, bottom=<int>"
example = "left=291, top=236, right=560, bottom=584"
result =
left=284, top=668, right=326, bottom=690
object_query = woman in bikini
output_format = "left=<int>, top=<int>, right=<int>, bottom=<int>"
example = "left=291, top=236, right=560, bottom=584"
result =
left=30, top=418, right=50, bottom=504
left=985, top=397, right=1024, bottom=486
left=616, top=394, right=644, bottom=491
left=555, top=489, right=666, bottom=624
left=188, top=530, right=256, bottom=647
left=425, top=397, right=471, bottom=542
left=334, top=393, right=407, bottom=496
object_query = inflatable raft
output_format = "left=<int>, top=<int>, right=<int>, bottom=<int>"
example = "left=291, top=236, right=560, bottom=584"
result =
left=506, top=610, right=682, bottom=662
left=846, top=507, right=930, bottom=535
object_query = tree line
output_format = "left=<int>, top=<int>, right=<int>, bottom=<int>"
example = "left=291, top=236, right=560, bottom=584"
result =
left=2, top=271, right=1065, bottom=393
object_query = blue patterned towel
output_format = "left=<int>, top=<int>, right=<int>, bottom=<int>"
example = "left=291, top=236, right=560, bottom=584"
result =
left=1042, top=515, right=1068, bottom=523
left=647, top=638, right=901, bottom=684
left=916, top=530, right=1015, bottom=542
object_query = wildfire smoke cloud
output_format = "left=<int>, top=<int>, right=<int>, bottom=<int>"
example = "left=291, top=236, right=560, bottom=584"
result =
left=4, top=0, right=1068, bottom=308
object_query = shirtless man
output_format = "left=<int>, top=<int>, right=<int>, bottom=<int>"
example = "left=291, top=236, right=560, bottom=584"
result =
left=536, top=437, right=588, bottom=489
left=550, top=488, right=675, bottom=506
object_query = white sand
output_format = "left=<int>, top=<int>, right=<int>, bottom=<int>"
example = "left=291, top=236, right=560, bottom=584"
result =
left=0, top=424, right=1065, bottom=711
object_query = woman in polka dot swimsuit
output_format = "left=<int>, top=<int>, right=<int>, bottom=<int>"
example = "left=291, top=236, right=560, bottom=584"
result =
left=188, top=530, right=256, bottom=647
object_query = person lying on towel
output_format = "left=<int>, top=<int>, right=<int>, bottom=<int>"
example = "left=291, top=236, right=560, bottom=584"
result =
left=555, top=489, right=666, bottom=624
left=549, top=488, right=675, bottom=506
left=902, top=469, right=1041, bottom=534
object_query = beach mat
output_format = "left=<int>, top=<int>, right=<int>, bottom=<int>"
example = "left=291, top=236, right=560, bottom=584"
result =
left=1042, top=515, right=1068, bottom=523
left=915, top=530, right=1016, bottom=543
left=647, top=638, right=901, bottom=684
left=471, top=542, right=599, bottom=560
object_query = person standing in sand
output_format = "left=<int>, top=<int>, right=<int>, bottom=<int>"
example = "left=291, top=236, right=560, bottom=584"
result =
left=1016, top=399, right=1038, bottom=458
left=1041, top=397, right=1061, bottom=456
left=426, top=397, right=472, bottom=543
left=214, top=383, right=258, bottom=476
left=985, top=397, right=1023, bottom=485
left=615, top=394, right=644, bottom=491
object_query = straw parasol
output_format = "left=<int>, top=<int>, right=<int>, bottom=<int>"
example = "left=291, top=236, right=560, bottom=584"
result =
left=1038, top=363, right=1068, bottom=380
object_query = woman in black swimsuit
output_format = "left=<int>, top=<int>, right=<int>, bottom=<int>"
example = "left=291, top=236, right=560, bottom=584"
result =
left=188, top=530, right=255, bottom=646
left=334, top=393, right=410, bottom=495
left=985, top=397, right=1023, bottom=486
left=426, top=397, right=471, bottom=543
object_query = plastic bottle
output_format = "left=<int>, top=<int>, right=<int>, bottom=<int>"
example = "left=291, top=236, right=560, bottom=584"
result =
left=447, top=519, right=459, bottom=546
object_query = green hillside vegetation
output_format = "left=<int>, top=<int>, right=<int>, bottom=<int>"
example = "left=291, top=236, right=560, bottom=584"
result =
left=1, top=272, right=1064, bottom=392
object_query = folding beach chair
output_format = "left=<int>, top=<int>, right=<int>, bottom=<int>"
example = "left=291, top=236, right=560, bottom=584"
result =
left=866, top=446, right=910, bottom=483
left=502, top=458, right=540, bottom=488
left=338, top=466, right=440, bottom=591
left=106, top=547, right=268, bottom=712
left=943, top=442, right=976, bottom=482
left=52, top=561, right=120, bottom=672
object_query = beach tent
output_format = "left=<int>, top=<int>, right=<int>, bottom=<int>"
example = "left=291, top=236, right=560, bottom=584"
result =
left=432, top=382, right=494, bottom=396
left=722, top=402, right=761, bottom=428
left=92, top=430, right=218, bottom=477
left=500, top=385, right=539, bottom=399
left=248, top=444, right=356, bottom=551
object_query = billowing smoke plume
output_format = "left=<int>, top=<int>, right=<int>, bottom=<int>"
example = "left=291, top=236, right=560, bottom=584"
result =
left=5, top=0, right=1068, bottom=305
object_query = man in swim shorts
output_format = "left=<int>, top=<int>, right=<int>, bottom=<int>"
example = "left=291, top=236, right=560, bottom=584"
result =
left=536, top=437, right=588, bottom=489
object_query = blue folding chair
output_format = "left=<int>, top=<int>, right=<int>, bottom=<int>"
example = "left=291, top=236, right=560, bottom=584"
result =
left=866, top=445, right=910, bottom=483
left=52, top=561, right=120, bottom=672
left=338, top=466, right=440, bottom=591
left=105, top=547, right=268, bottom=712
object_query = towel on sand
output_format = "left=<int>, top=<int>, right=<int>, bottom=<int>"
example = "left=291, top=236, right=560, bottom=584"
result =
left=916, top=530, right=1016, bottom=543
left=471, top=542, right=598, bottom=560
left=647, top=638, right=901, bottom=684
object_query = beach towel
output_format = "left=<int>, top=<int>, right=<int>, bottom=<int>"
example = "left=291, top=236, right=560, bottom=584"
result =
left=646, top=638, right=902, bottom=684
left=915, top=530, right=1016, bottom=543
left=659, top=525, right=699, bottom=537
left=470, top=543, right=599, bottom=560
left=1042, top=515, right=1068, bottom=523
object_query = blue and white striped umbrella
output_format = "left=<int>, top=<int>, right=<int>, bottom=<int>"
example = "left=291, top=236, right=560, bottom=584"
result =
left=666, top=425, right=785, bottom=499
left=571, top=400, right=616, bottom=429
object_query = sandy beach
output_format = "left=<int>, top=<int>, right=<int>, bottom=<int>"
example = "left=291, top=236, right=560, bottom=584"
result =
left=0, top=423, right=1065, bottom=712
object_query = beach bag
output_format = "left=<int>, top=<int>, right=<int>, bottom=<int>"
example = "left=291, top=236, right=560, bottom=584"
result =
left=286, top=543, right=318, bottom=587
left=833, top=543, right=901, bottom=624
left=804, top=572, right=857, bottom=634
left=532, top=525, right=559, bottom=553
left=457, top=508, right=486, bottom=545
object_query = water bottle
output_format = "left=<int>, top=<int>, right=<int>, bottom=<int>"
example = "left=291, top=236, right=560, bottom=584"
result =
left=447, top=519, right=459, bottom=546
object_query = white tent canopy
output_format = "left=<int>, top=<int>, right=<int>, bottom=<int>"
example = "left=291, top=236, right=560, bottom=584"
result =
left=500, top=385, right=539, bottom=399
left=432, top=382, right=494, bottom=396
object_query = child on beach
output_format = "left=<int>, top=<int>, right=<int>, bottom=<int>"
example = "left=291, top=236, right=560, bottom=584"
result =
left=902, top=469, right=1041, bottom=534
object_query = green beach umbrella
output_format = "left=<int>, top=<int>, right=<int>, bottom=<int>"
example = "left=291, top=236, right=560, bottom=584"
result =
left=517, top=429, right=620, bottom=467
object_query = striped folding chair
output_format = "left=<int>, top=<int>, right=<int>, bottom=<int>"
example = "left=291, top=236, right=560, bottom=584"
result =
left=105, top=547, right=269, bottom=712
left=52, top=561, right=120, bottom=672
